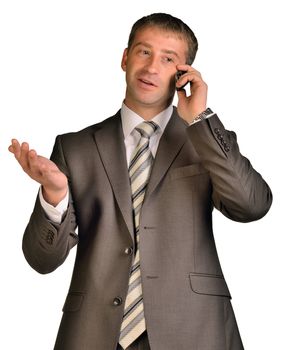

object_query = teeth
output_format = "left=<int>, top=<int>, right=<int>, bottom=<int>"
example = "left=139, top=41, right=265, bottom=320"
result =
left=141, top=79, right=152, bottom=85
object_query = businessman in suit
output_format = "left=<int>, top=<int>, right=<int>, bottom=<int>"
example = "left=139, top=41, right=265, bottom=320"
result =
left=9, top=13, right=272, bottom=350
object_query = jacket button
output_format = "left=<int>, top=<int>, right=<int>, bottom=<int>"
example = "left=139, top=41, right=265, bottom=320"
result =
left=113, top=297, right=123, bottom=306
left=224, top=146, right=230, bottom=152
left=214, top=128, right=220, bottom=134
left=124, top=247, right=133, bottom=255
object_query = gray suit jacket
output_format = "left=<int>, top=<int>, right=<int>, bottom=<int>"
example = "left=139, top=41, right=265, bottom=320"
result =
left=23, top=108, right=272, bottom=350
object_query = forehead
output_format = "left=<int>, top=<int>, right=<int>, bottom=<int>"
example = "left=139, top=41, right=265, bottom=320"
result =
left=131, top=26, right=188, bottom=59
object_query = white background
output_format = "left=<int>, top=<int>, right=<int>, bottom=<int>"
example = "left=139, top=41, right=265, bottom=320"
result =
left=1, top=0, right=289, bottom=349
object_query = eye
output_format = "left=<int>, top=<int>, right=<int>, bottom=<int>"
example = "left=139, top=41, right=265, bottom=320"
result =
left=140, top=49, right=150, bottom=56
left=163, top=56, right=174, bottom=63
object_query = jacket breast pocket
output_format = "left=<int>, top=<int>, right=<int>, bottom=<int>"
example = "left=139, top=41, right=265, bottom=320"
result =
left=62, top=291, right=85, bottom=312
left=169, top=164, right=208, bottom=180
left=189, top=273, right=231, bottom=298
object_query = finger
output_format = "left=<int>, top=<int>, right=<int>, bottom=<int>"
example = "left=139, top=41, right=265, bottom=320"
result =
left=176, top=74, right=191, bottom=90
left=176, top=64, right=192, bottom=72
left=176, top=89, right=188, bottom=103
left=176, top=64, right=201, bottom=75
left=8, top=139, right=21, bottom=157
left=27, top=150, right=43, bottom=176
left=17, top=142, right=31, bottom=170
left=8, top=140, right=34, bottom=175
left=176, top=73, right=200, bottom=91
left=180, top=75, right=205, bottom=94
left=176, top=72, right=203, bottom=90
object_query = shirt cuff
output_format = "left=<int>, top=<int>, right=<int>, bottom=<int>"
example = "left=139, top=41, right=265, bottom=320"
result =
left=39, top=187, right=69, bottom=224
left=189, top=108, right=215, bottom=125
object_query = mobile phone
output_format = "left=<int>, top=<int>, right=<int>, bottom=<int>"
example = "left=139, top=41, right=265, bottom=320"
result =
left=175, top=70, right=189, bottom=91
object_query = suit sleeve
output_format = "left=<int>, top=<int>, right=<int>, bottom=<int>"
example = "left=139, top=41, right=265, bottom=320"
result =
left=186, top=114, right=273, bottom=222
left=22, top=136, right=78, bottom=274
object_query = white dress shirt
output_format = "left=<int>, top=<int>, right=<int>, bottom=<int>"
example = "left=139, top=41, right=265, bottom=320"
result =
left=121, top=102, right=172, bottom=165
left=39, top=103, right=173, bottom=223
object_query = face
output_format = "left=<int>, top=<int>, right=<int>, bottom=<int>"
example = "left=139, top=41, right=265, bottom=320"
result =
left=121, top=26, right=188, bottom=118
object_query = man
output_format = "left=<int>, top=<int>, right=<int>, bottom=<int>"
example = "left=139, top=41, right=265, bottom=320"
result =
left=9, top=13, right=272, bottom=350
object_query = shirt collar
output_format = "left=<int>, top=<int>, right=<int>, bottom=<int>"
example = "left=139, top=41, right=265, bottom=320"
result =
left=121, top=102, right=173, bottom=139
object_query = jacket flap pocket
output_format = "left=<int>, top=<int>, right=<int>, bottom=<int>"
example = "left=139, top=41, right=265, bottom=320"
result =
left=62, top=292, right=84, bottom=312
left=170, top=164, right=208, bottom=180
left=189, top=273, right=231, bottom=298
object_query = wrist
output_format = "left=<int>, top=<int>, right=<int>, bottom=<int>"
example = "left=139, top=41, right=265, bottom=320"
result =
left=189, top=107, right=214, bottom=125
left=42, top=186, right=68, bottom=207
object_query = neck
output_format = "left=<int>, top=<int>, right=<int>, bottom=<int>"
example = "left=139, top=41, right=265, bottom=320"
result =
left=123, top=100, right=173, bottom=120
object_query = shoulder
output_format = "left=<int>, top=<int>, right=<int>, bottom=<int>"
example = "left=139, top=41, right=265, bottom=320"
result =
left=57, top=110, right=121, bottom=144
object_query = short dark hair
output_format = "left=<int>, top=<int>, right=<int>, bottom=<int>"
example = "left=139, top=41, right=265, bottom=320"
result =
left=127, top=13, right=198, bottom=65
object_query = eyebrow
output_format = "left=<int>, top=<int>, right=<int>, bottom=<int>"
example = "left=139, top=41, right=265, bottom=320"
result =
left=133, top=42, right=180, bottom=58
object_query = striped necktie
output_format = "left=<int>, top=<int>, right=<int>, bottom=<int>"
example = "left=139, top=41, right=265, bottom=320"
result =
left=119, top=121, right=158, bottom=349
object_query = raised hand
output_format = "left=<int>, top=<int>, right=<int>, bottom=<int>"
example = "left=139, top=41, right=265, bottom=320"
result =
left=8, top=139, right=68, bottom=206
left=175, top=64, right=208, bottom=124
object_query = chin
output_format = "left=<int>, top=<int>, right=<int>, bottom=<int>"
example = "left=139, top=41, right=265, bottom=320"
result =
left=139, top=98, right=164, bottom=108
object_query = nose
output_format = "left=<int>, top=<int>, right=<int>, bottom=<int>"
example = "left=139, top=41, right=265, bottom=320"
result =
left=145, top=55, right=159, bottom=74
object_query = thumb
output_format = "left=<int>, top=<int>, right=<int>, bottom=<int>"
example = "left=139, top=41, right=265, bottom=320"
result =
left=176, top=89, right=187, bottom=104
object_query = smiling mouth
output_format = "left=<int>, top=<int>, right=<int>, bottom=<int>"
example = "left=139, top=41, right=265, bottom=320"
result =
left=138, top=78, right=157, bottom=87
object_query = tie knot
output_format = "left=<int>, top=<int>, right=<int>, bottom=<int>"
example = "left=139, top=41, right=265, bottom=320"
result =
left=135, top=121, right=159, bottom=139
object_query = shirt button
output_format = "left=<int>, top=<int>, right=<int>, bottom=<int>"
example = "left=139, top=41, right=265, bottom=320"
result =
left=124, top=247, right=133, bottom=255
left=113, top=297, right=123, bottom=306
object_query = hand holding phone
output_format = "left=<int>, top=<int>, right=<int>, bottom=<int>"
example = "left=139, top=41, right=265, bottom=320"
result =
left=175, top=70, right=190, bottom=91
left=175, top=65, right=208, bottom=124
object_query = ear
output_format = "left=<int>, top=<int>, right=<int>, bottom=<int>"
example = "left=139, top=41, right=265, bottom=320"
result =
left=121, top=48, right=128, bottom=72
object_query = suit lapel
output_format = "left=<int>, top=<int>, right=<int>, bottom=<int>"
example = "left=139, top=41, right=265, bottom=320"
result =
left=92, top=108, right=187, bottom=240
left=144, top=108, right=187, bottom=202
left=93, top=111, right=134, bottom=242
